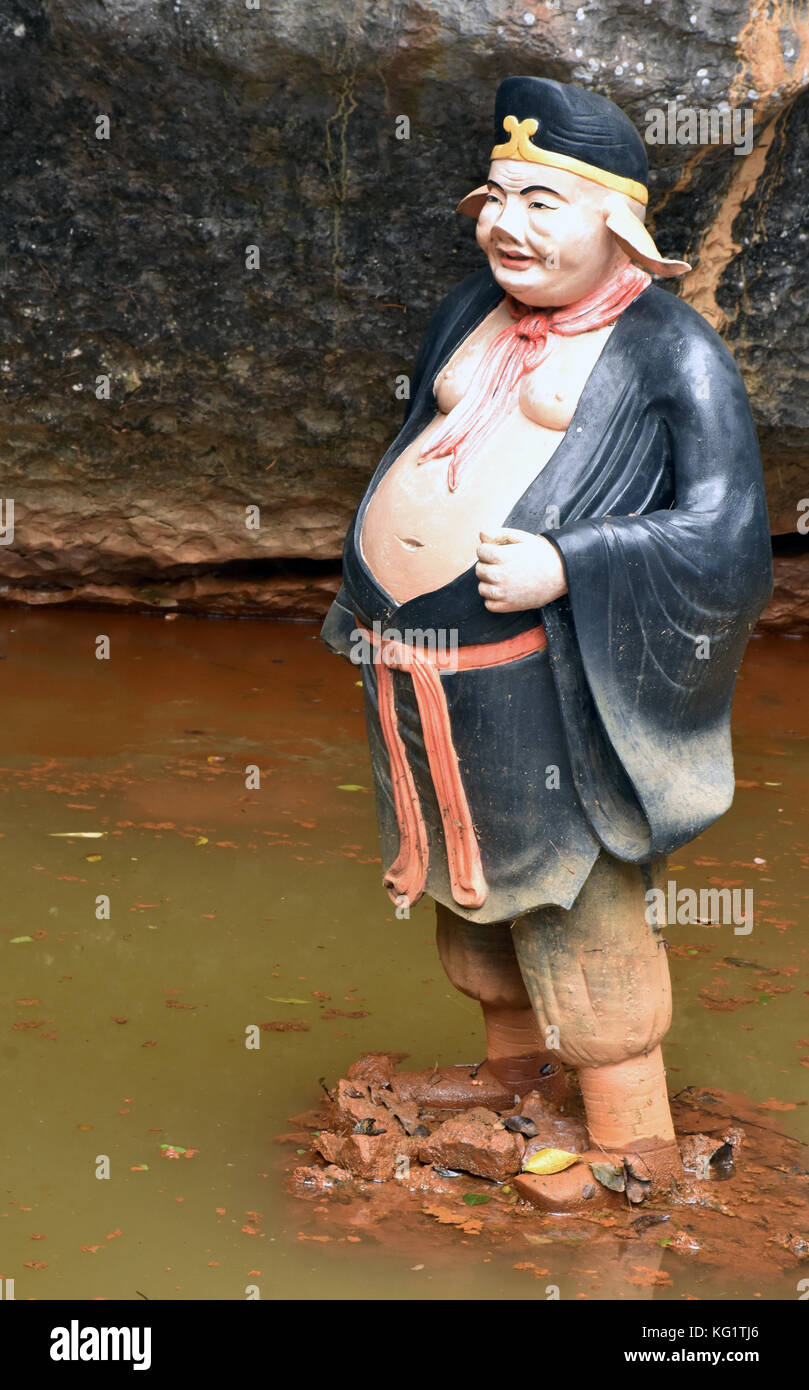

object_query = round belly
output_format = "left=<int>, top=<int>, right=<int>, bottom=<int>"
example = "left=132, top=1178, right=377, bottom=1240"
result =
left=360, top=407, right=563, bottom=605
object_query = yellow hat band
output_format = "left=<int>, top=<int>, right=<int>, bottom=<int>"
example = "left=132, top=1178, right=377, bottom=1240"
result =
left=491, top=115, right=649, bottom=207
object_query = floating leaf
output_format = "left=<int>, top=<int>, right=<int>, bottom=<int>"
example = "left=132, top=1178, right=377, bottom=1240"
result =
left=266, top=996, right=309, bottom=1005
left=338, top=784, right=366, bottom=792
left=10, top=936, right=33, bottom=944
left=462, top=1192, right=492, bottom=1207
left=50, top=831, right=105, bottom=838
left=85, top=853, right=102, bottom=862
left=522, top=1148, right=580, bottom=1175
left=590, top=1161, right=626, bottom=1192
left=195, top=836, right=209, bottom=846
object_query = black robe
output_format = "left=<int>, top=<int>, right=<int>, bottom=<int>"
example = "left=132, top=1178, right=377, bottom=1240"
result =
left=321, top=268, right=773, bottom=924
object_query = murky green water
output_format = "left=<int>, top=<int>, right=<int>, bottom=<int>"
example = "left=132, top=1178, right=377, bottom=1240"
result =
left=0, top=612, right=806, bottom=1301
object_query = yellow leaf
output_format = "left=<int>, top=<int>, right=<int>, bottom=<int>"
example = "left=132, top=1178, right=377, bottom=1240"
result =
left=195, top=836, right=208, bottom=846
left=522, top=1148, right=580, bottom=1175
left=85, top=853, right=102, bottom=862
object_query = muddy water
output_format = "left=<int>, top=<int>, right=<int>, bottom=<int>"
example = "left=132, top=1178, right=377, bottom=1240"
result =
left=0, top=612, right=806, bottom=1302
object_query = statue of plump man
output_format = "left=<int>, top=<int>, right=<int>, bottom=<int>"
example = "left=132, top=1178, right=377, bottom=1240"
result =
left=321, top=77, right=772, bottom=1207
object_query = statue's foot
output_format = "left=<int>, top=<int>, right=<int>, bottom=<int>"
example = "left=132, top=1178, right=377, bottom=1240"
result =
left=514, top=1139, right=684, bottom=1212
left=390, top=1055, right=567, bottom=1111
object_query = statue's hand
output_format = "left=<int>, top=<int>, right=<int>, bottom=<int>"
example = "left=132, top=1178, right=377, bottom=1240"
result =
left=476, top=528, right=568, bottom=612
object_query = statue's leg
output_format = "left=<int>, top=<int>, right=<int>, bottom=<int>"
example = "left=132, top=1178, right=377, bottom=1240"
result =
left=511, top=852, right=683, bottom=1203
left=435, top=900, right=562, bottom=1093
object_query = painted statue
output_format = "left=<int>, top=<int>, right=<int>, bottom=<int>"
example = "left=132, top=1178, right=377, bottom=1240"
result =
left=321, top=77, right=773, bottom=1206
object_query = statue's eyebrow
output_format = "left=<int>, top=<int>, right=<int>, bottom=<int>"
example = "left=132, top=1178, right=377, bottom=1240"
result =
left=487, top=180, right=567, bottom=200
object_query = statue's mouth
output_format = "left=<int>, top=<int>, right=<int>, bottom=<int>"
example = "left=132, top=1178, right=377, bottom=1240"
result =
left=497, top=248, right=535, bottom=269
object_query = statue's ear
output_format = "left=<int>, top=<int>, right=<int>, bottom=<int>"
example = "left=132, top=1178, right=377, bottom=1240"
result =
left=603, top=193, right=691, bottom=278
left=456, top=185, right=489, bottom=218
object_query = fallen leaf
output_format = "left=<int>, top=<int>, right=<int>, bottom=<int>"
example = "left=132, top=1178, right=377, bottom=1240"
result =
left=522, top=1148, right=580, bottom=1176
left=49, top=831, right=105, bottom=838
left=590, top=1161, right=626, bottom=1193
left=320, top=1008, right=371, bottom=1020
left=625, top=1266, right=673, bottom=1288
left=260, top=1020, right=310, bottom=1032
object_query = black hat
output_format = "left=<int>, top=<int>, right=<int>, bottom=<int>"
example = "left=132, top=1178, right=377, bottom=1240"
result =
left=457, top=76, right=690, bottom=278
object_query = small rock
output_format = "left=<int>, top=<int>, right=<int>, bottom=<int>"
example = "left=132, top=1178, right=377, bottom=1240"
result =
left=512, top=1091, right=589, bottom=1153
left=504, top=1115, right=539, bottom=1137
left=346, top=1052, right=407, bottom=1087
left=330, top=1079, right=401, bottom=1137
left=292, top=1163, right=350, bottom=1189
left=680, top=1132, right=736, bottom=1173
left=418, top=1106, right=525, bottom=1182
left=314, top=1130, right=417, bottom=1180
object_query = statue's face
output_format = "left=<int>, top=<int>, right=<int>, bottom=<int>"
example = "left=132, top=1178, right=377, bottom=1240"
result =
left=476, top=158, right=631, bottom=306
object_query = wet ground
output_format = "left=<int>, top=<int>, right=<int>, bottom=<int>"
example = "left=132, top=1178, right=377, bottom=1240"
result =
left=0, top=611, right=806, bottom=1301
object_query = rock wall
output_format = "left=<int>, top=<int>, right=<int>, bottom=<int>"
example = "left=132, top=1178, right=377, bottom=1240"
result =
left=0, top=0, right=807, bottom=616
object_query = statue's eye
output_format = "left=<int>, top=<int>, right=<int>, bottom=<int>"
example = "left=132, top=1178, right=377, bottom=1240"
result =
left=485, top=193, right=501, bottom=204
left=529, top=200, right=553, bottom=211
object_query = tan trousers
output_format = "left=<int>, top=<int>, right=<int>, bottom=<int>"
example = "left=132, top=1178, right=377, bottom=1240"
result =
left=436, top=852, right=672, bottom=1070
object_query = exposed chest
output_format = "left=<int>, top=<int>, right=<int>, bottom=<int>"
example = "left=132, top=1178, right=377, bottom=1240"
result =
left=433, top=302, right=615, bottom=432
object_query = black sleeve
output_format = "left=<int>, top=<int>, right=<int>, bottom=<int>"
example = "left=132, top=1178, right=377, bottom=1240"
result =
left=319, top=581, right=357, bottom=660
left=540, top=331, right=773, bottom=859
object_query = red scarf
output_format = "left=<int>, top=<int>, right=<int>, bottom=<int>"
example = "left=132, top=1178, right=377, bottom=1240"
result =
left=418, top=263, right=651, bottom=491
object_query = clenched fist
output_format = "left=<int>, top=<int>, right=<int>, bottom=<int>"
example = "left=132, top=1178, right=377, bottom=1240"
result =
left=476, top=528, right=568, bottom=613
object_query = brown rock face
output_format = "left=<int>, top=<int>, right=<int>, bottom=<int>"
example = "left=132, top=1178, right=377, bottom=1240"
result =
left=758, top=554, right=809, bottom=633
left=418, top=1107, right=525, bottom=1182
left=0, top=4, right=806, bottom=618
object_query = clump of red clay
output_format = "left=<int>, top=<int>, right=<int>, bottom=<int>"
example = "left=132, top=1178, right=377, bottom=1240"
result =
left=277, top=1053, right=809, bottom=1282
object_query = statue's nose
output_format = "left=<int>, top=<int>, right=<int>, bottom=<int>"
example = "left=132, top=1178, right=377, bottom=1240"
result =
left=492, top=197, right=526, bottom=243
